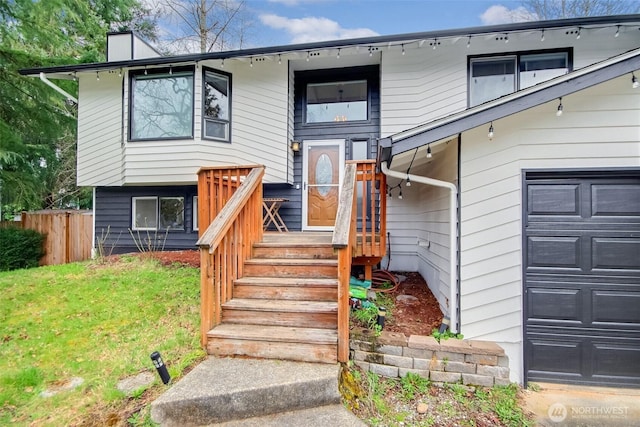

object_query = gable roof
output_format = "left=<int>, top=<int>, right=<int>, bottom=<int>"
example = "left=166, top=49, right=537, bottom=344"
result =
left=378, top=47, right=640, bottom=166
left=20, top=14, right=640, bottom=78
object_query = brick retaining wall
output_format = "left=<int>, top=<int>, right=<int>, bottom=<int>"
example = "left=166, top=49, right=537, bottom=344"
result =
left=350, top=329, right=511, bottom=387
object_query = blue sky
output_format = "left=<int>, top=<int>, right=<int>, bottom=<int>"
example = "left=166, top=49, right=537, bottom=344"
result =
left=151, top=0, right=537, bottom=52
left=245, top=0, right=533, bottom=46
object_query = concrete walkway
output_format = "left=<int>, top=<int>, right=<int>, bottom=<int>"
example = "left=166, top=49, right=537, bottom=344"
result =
left=522, top=382, right=640, bottom=426
left=151, top=357, right=364, bottom=426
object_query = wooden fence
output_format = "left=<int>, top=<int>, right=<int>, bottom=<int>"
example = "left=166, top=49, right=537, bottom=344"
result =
left=1, top=211, right=93, bottom=266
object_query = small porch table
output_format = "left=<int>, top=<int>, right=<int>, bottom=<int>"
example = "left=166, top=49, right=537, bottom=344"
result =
left=263, top=198, right=289, bottom=232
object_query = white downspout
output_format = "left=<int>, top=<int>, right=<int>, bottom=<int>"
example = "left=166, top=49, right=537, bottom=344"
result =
left=381, top=161, right=459, bottom=333
left=39, top=73, right=78, bottom=104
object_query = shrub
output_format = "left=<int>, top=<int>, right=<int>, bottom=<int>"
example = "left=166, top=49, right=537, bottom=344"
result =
left=0, top=227, right=45, bottom=271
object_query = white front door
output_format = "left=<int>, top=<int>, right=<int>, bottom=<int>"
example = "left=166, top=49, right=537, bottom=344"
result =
left=302, top=139, right=345, bottom=230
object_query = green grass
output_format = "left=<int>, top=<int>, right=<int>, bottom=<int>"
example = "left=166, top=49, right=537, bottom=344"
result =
left=0, top=257, right=204, bottom=426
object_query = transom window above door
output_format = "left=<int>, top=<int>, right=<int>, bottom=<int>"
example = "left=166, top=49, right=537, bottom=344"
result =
left=306, top=80, right=367, bottom=123
left=469, top=50, right=570, bottom=107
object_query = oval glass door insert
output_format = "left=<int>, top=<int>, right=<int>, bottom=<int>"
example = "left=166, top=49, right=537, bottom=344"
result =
left=315, top=153, right=333, bottom=196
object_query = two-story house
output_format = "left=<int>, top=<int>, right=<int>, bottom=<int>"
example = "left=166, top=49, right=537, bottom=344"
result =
left=21, top=14, right=640, bottom=387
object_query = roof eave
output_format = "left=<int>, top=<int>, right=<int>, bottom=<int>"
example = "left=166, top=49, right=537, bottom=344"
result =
left=19, top=14, right=640, bottom=76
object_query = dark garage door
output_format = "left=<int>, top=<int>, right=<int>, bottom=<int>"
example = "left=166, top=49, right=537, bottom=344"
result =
left=524, top=171, right=640, bottom=388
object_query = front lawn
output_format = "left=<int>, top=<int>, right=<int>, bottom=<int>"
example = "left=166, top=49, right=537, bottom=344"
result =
left=0, top=256, right=203, bottom=426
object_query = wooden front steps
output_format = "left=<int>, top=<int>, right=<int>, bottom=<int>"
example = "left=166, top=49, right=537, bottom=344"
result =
left=207, top=232, right=339, bottom=363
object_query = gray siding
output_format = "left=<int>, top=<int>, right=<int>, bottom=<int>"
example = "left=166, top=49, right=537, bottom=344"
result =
left=95, top=186, right=198, bottom=254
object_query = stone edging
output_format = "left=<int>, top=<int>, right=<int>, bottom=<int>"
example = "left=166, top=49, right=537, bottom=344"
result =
left=350, top=329, right=510, bottom=387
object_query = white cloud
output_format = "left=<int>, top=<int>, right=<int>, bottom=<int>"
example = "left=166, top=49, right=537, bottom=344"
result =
left=260, top=13, right=378, bottom=43
left=480, top=5, right=537, bottom=25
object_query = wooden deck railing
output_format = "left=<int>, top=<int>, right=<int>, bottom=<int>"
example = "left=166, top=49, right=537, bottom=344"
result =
left=352, top=160, right=387, bottom=259
left=196, top=165, right=265, bottom=346
left=333, top=160, right=388, bottom=362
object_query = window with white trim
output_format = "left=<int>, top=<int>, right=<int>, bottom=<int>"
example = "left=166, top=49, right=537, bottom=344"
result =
left=469, top=51, right=569, bottom=107
left=132, top=197, right=185, bottom=230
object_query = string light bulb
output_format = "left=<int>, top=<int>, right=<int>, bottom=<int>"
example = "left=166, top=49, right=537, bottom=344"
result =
left=369, top=46, right=373, bottom=57
left=432, top=39, right=437, bottom=50
left=615, top=25, right=620, bottom=38
left=426, top=145, right=432, bottom=158
left=250, top=57, right=254, bottom=67
left=406, top=176, right=411, bottom=187
left=488, top=122, right=494, bottom=140
left=169, top=65, right=172, bottom=75
left=632, top=73, right=639, bottom=89
left=96, top=71, right=100, bottom=81
left=336, top=49, right=340, bottom=59
left=576, top=27, right=581, bottom=39
left=556, top=97, right=563, bottom=116
left=278, top=54, right=282, bottom=65
left=504, top=33, right=509, bottom=43
left=540, top=29, right=545, bottom=42
left=467, top=36, right=471, bottom=48
left=402, top=44, right=405, bottom=55
left=306, top=51, right=310, bottom=62
left=221, top=59, right=224, bottom=68
left=398, top=189, right=403, bottom=200
left=144, top=67, right=148, bottom=75
left=118, top=68, right=122, bottom=78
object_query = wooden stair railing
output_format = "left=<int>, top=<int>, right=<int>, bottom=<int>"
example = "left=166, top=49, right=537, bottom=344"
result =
left=332, top=163, right=357, bottom=363
left=196, top=166, right=265, bottom=347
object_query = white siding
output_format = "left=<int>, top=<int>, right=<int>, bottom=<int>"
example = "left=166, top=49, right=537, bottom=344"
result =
left=385, top=141, right=459, bottom=316
left=459, top=75, right=640, bottom=382
left=77, top=72, right=123, bottom=186
left=380, top=26, right=639, bottom=138
left=98, top=59, right=291, bottom=186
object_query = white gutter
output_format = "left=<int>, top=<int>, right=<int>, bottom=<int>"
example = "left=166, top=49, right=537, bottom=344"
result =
left=381, top=161, right=459, bottom=333
left=39, top=72, right=78, bottom=104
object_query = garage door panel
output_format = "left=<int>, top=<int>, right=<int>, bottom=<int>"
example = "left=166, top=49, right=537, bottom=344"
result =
left=592, top=184, right=640, bottom=216
left=528, top=184, right=580, bottom=216
left=527, top=337, right=583, bottom=375
left=592, top=291, right=640, bottom=325
left=592, top=342, right=640, bottom=379
left=524, top=173, right=640, bottom=388
left=527, top=288, right=582, bottom=322
left=527, top=236, right=581, bottom=269
left=592, top=238, right=640, bottom=270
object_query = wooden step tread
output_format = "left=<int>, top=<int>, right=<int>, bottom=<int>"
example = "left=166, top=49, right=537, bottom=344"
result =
left=253, top=241, right=333, bottom=248
left=244, top=258, right=338, bottom=266
left=223, top=298, right=337, bottom=313
left=207, top=324, right=338, bottom=344
left=234, top=277, right=339, bottom=287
